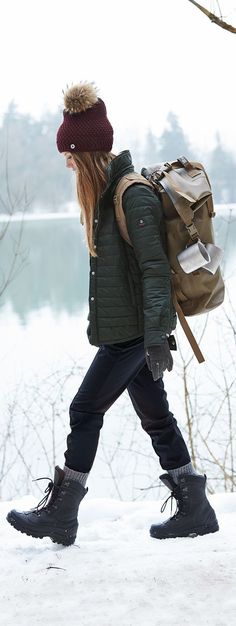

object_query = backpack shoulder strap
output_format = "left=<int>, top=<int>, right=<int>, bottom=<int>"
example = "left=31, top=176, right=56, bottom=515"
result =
left=172, top=291, right=205, bottom=363
left=113, top=173, right=153, bottom=246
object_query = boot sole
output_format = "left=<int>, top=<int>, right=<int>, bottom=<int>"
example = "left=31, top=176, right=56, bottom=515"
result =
left=6, top=512, right=76, bottom=547
left=150, top=522, right=219, bottom=539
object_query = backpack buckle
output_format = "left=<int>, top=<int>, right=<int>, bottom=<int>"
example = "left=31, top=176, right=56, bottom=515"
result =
left=186, top=223, right=199, bottom=240
left=177, top=156, right=192, bottom=171
left=151, top=162, right=172, bottom=183
left=163, top=162, right=172, bottom=172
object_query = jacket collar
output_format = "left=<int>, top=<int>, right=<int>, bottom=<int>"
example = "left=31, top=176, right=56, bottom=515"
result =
left=106, top=150, right=134, bottom=186
left=98, top=151, right=135, bottom=208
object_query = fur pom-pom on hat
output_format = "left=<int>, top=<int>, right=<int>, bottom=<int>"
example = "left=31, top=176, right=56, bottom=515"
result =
left=56, top=81, right=113, bottom=153
left=63, top=82, right=98, bottom=114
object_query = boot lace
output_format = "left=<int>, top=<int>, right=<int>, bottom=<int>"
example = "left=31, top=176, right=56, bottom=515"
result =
left=160, top=485, right=188, bottom=518
left=161, top=492, right=176, bottom=515
left=31, top=477, right=54, bottom=513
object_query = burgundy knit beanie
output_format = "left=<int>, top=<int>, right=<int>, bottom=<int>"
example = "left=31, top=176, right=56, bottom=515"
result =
left=56, top=82, right=113, bottom=153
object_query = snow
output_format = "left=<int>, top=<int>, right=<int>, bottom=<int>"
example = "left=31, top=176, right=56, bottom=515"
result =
left=1, top=492, right=236, bottom=626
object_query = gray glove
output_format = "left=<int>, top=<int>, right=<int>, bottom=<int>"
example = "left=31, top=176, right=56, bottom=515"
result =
left=145, top=340, right=173, bottom=381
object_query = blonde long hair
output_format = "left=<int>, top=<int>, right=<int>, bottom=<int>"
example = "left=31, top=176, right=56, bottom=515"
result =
left=73, top=151, right=115, bottom=256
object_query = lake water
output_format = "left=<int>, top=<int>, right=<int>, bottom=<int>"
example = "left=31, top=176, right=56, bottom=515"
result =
left=0, top=206, right=235, bottom=501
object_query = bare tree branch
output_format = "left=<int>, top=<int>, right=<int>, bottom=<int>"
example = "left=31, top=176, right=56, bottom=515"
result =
left=187, top=0, right=236, bottom=33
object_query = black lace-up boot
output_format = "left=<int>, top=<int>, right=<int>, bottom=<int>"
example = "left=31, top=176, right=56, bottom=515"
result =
left=150, top=473, right=219, bottom=539
left=6, top=466, right=87, bottom=546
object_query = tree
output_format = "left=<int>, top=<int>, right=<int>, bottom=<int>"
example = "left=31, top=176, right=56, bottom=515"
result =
left=157, top=112, right=192, bottom=162
left=0, top=115, right=29, bottom=299
left=0, top=103, right=74, bottom=213
left=209, top=133, right=236, bottom=202
left=143, top=129, right=160, bottom=166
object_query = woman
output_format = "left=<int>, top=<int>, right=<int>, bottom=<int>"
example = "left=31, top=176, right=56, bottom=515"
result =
left=7, top=82, right=219, bottom=545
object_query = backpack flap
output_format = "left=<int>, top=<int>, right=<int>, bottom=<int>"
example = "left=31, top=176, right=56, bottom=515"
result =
left=160, top=167, right=212, bottom=213
left=143, top=158, right=212, bottom=241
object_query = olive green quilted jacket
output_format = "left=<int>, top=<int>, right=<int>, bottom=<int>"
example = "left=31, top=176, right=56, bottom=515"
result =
left=87, top=150, right=176, bottom=348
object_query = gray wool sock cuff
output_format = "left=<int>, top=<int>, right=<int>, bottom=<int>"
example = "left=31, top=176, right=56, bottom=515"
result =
left=168, top=462, right=199, bottom=484
left=64, top=465, right=89, bottom=487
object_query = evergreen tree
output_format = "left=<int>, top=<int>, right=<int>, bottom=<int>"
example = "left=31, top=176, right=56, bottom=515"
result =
left=1, top=105, right=236, bottom=212
left=157, top=112, right=192, bottom=162
left=143, top=129, right=160, bottom=166
left=209, top=133, right=236, bottom=203
left=0, top=104, right=74, bottom=213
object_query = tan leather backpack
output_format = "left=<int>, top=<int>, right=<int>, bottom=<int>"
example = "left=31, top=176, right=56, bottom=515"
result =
left=113, top=156, right=225, bottom=363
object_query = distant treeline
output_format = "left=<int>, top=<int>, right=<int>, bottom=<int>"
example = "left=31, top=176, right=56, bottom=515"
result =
left=0, top=103, right=236, bottom=212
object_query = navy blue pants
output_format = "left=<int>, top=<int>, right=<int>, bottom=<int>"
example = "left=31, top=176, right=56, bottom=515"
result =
left=64, top=337, right=191, bottom=473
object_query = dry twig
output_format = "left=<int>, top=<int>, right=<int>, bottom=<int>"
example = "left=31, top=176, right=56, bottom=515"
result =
left=187, top=0, right=236, bottom=33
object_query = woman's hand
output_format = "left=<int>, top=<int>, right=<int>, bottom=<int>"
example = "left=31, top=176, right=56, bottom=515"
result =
left=145, top=340, right=173, bottom=381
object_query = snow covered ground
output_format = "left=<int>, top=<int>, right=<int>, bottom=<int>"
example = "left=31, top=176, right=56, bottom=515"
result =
left=0, top=491, right=235, bottom=626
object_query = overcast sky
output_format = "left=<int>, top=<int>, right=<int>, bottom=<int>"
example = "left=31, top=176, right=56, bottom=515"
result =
left=1, top=0, right=236, bottom=154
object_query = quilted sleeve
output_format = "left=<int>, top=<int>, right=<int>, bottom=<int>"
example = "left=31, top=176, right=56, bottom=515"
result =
left=122, top=184, right=176, bottom=347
